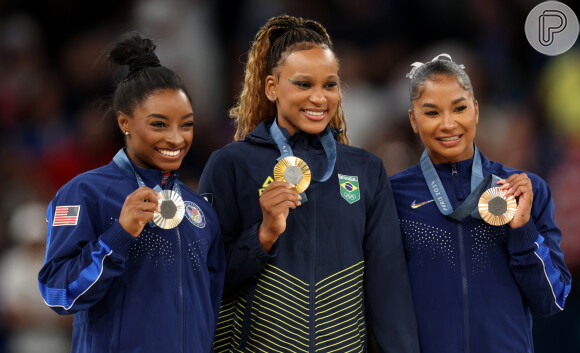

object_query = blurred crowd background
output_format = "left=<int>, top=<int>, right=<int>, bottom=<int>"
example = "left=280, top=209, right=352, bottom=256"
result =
left=0, top=0, right=578, bottom=352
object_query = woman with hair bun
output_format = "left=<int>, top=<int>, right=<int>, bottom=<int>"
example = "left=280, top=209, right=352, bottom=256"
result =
left=38, top=31, right=225, bottom=353
left=199, top=15, right=419, bottom=352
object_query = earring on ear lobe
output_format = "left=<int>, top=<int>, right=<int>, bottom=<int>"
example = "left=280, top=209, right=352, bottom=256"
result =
left=124, top=131, right=130, bottom=136
left=270, top=96, right=276, bottom=101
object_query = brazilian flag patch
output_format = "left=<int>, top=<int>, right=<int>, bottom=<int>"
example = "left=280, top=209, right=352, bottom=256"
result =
left=338, top=174, right=360, bottom=204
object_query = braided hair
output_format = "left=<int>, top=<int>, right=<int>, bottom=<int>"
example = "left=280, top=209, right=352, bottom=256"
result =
left=230, top=15, right=349, bottom=144
left=107, top=31, right=192, bottom=117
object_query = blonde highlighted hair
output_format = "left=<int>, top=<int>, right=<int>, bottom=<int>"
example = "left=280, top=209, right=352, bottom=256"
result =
left=230, top=15, right=349, bottom=144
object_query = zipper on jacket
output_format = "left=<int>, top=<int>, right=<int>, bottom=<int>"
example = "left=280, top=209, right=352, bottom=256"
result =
left=449, top=164, right=469, bottom=351
left=309, top=187, right=317, bottom=351
left=300, top=139, right=316, bottom=350
left=452, top=163, right=463, bottom=203
left=165, top=179, right=185, bottom=352
left=177, top=227, right=184, bottom=353
left=458, top=223, right=470, bottom=353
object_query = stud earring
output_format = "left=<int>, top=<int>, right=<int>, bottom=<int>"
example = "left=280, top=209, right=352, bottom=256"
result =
left=270, top=96, right=276, bottom=101
left=124, top=131, right=130, bottom=136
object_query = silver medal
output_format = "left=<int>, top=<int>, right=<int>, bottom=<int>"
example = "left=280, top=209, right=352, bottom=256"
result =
left=152, top=190, right=185, bottom=229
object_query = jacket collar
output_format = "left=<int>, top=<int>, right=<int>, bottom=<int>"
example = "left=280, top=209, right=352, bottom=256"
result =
left=113, top=148, right=179, bottom=188
left=245, top=119, right=341, bottom=148
left=432, top=148, right=491, bottom=176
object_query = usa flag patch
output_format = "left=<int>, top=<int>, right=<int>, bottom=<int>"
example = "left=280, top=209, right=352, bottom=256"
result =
left=53, top=205, right=81, bottom=226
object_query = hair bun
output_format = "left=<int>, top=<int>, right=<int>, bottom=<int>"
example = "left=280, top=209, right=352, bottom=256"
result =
left=127, top=52, right=161, bottom=78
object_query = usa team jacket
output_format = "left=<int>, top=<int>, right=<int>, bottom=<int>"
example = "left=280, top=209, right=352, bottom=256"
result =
left=390, top=151, right=572, bottom=353
left=38, top=150, right=225, bottom=353
left=198, top=120, right=420, bottom=353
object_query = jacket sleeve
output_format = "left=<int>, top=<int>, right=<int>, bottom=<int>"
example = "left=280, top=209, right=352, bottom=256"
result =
left=38, top=183, right=136, bottom=315
left=507, top=176, right=572, bottom=316
left=199, top=149, right=277, bottom=298
left=364, top=162, right=420, bottom=353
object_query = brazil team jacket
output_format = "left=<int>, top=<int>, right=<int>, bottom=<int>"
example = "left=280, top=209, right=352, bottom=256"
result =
left=198, top=120, right=420, bottom=353
left=38, top=149, right=225, bottom=353
left=390, top=151, right=572, bottom=353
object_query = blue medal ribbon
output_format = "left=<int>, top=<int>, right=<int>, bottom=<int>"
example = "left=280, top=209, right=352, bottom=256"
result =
left=420, top=145, right=501, bottom=221
left=113, top=148, right=181, bottom=228
left=269, top=119, right=337, bottom=201
left=269, top=119, right=337, bottom=182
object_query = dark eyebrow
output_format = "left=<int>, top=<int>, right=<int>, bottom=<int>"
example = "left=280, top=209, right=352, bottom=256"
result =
left=146, top=113, right=194, bottom=120
left=421, top=97, right=467, bottom=108
left=290, top=74, right=340, bottom=81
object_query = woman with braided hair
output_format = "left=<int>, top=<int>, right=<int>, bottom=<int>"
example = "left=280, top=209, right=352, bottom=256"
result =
left=199, top=15, right=419, bottom=352
left=38, top=31, right=225, bottom=353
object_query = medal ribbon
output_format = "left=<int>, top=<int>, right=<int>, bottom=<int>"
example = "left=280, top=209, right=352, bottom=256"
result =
left=269, top=118, right=337, bottom=183
left=420, top=145, right=501, bottom=221
left=113, top=148, right=181, bottom=228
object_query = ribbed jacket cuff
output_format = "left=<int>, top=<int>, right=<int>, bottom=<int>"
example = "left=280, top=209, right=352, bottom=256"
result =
left=99, top=221, right=136, bottom=256
left=508, top=219, right=539, bottom=252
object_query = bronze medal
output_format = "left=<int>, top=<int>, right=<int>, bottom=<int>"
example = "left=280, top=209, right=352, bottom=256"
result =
left=478, top=187, right=517, bottom=226
left=273, top=156, right=311, bottom=194
left=152, top=190, right=185, bottom=229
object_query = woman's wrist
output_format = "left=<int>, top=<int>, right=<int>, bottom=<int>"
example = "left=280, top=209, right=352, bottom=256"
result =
left=258, top=224, right=278, bottom=252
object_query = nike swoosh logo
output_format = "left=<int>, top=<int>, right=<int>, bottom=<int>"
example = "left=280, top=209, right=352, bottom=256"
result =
left=411, top=199, right=435, bottom=209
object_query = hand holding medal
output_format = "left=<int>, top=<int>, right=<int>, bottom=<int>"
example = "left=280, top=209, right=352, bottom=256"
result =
left=258, top=181, right=302, bottom=251
left=119, top=185, right=186, bottom=237
left=260, top=119, right=336, bottom=251
left=119, top=186, right=163, bottom=237
left=495, top=173, right=533, bottom=228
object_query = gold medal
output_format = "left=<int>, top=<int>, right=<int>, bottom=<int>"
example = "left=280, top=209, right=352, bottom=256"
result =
left=478, top=187, right=517, bottom=226
left=153, top=190, right=185, bottom=229
left=273, top=156, right=311, bottom=194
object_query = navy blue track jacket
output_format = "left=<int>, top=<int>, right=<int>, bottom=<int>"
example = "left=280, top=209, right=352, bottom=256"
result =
left=390, top=151, right=572, bottom=353
left=38, top=149, right=225, bottom=353
left=199, top=120, right=420, bottom=353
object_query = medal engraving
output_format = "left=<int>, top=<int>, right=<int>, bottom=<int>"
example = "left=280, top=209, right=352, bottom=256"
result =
left=284, top=165, right=303, bottom=185
left=478, top=187, right=516, bottom=226
left=487, top=197, right=507, bottom=216
left=153, top=190, right=185, bottom=229
left=273, top=156, right=312, bottom=194
left=160, top=199, right=178, bottom=219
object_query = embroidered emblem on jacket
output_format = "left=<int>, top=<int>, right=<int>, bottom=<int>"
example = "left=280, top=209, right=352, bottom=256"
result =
left=411, top=199, right=435, bottom=209
left=185, top=201, right=206, bottom=228
left=53, top=205, right=81, bottom=226
left=338, top=174, right=360, bottom=204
